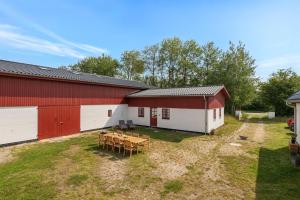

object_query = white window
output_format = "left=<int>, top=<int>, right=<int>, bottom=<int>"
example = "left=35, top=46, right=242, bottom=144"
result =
left=138, top=107, right=144, bottom=117
left=162, top=108, right=170, bottom=120
left=213, top=109, right=216, bottom=120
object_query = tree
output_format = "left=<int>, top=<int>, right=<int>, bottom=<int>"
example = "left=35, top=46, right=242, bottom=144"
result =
left=178, top=40, right=202, bottom=86
left=68, top=54, right=119, bottom=76
left=260, top=68, right=300, bottom=116
left=208, top=42, right=257, bottom=112
left=142, top=44, right=160, bottom=86
left=119, top=50, right=145, bottom=80
left=159, top=37, right=182, bottom=87
left=201, top=42, right=221, bottom=85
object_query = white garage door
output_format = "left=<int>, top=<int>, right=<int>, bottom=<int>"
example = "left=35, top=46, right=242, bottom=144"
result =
left=0, top=107, right=38, bottom=145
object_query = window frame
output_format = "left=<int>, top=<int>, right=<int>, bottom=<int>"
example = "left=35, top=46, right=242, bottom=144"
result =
left=108, top=109, right=112, bottom=117
left=219, top=108, right=222, bottom=119
left=138, top=107, right=144, bottom=117
left=162, top=108, right=170, bottom=120
left=213, top=109, right=216, bottom=121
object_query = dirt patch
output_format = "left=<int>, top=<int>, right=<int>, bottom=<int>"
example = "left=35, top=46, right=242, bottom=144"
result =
left=149, top=139, right=218, bottom=180
left=251, top=121, right=265, bottom=143
left=0, top=148, right=13, bottom=164
left=96, top=152, right=128, bottom=189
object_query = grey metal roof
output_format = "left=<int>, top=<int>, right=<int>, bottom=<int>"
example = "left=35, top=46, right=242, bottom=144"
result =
left=287, top=90, right=300, bottom=102
left=0, top=59, right=149, bottom=89
left=127, top=85, right=227, bottom=97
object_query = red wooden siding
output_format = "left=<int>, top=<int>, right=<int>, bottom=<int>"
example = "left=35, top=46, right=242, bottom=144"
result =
left=127, top=96, right=206, bottom=109
left=38, top=106, right=80, bottom=139
left=208, top=91, right=225, bottom=109
left=0, top=76, right=140, bottom=107
left=128, top=92, right=226, bottom=109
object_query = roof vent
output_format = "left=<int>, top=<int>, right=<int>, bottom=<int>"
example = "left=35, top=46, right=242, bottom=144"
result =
left=38, top=67, right=51, bottom=71
left=72, top=71, right=81, bottom=75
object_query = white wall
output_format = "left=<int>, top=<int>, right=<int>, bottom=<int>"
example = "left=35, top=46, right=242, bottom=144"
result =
left=157, top=108, right=206, bottom=132
left=207, top=107, right=224, bottom=132
left=127, top=107, right=150, bottom=126
left=80, top=104, right=128, bottom=131
left=296, top=103, right=300, bottom=144
left=0, top=107, right=38, bottom=145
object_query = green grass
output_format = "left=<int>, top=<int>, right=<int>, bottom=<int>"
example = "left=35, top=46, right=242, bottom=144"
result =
left=163, top=180, right=183, bottom=194
left=0, top=136, right=99, bottom=200
left=214, top=114, right=243, bottom=136
left=222, top=112, right=300, bottom=199
left=255, top=117, right=300, bottom=200
left=126, top=126, right=201, bottom=143
left=67, top=174, right=88, bottom=186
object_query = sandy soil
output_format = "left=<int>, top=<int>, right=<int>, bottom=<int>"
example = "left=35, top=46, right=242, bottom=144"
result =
left=0, top=148, right=13, bottom=164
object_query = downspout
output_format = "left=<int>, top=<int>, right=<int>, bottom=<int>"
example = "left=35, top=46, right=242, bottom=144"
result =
left=204, top=96, right=208, bottom=135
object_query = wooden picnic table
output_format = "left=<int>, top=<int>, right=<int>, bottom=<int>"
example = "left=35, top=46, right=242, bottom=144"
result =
left=103, top=132, right=147, bottom=145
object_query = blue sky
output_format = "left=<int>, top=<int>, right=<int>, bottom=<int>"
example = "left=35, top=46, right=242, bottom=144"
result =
left=0, top=0, right=299, bottom=80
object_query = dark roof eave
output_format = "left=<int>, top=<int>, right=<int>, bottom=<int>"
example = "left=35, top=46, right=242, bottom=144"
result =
left=126, top=94, right=216, bottom=98
left=0, top=72, right=149, bottom=89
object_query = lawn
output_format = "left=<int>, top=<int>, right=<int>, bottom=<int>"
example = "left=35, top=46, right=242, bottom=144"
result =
left=0, top=114, right=299, bottom=199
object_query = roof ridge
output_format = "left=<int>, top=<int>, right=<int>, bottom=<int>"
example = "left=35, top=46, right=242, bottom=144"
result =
left=0, top=59, right=148, bottom=88
left=145, top=85, right=224, bottom=90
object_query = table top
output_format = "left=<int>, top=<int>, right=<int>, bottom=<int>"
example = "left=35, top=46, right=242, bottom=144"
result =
left=103, top=132, right=147, bottom=144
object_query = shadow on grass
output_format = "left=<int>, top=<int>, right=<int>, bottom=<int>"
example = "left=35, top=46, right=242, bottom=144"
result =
left=84, top=143, right=128, bottom=161
left=255, top=146, right=300, bottom=199
left=129, top=126, right=204, bottom=143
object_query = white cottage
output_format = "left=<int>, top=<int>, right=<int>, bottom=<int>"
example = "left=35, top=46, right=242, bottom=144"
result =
left=287, top=90, right=300, bottom=144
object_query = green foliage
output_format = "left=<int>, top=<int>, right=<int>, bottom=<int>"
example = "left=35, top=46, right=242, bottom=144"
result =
left=64, top=38, right=263, bottom=110
left=207, top=42, right=257, bottom=112
left=142, top=44, right=160, bottom=86
left=68, top=54, right=119, bottom=76
left=163, top=180, right=183, bottom=194
left=260, top=68, right=300, bottom=116
left=119, top=50, right=145, bottom=80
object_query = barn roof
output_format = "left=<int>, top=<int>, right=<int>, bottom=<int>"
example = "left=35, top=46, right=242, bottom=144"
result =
left=287, top=90, right=300, bottom=103
left=127, top=85, right=229, bottom=98
left=0, top=59, right=149, bottom=89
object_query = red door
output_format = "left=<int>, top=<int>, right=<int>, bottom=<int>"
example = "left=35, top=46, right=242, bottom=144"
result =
left=38, top=106, right=80, bottom=139
left=150, top=108, right=157, bottom=127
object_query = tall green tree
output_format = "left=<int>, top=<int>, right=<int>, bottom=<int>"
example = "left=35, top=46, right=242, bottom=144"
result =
left=209, top=42, right=257, bottom=112
left=119, top=50, right=144, bottom=80
left=201, top=42, right=221, bottom=85
left=68, top=54, right=119, bottom=76
left=260, top=68, right=300, bottom=116
left=142, top=44, right=160, bottom=86
left=159, top=37, right=182, bottom=87
left=178, top=40, right=202, bottom=86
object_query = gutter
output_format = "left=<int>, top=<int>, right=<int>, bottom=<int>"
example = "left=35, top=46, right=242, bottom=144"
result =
left=204, top=95, right=208, bottom=134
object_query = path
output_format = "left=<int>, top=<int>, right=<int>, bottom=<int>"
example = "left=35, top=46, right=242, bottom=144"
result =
left=190, top=118, right=266, bottom=200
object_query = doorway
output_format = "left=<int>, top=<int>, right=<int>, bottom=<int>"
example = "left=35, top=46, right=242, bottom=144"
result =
left=150, top=107, right=157, bottom=127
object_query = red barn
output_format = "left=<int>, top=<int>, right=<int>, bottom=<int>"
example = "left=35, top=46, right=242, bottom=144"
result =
left=0, top=60, right=229, bottom=146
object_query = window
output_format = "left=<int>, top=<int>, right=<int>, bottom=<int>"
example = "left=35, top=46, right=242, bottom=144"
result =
left=108, top=109, right=112, bottom=117
left=138, top=107, right=144, bottom=117
left=162, top=108, right=170, bottom=120
left=219, top=108, right=222, bottom=119
left=213, top=109, right=216, bottom=120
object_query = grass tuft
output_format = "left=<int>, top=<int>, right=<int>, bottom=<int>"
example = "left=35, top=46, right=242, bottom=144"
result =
left=67, top=174, right=88, bottom=186
left=163, top=180, right=183, bottom=194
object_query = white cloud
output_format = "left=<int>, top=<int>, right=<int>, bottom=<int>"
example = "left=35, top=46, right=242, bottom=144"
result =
left=0, top=25, right=86, bottom=58
left=0, top=2, right=107, bottom=58
left=257, top=54, right=300, bottom=68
